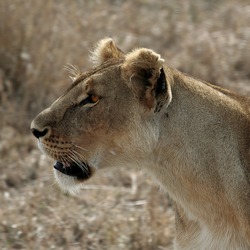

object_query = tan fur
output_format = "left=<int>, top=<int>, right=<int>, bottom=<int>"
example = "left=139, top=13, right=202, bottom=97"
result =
left=90, top=37, right=124, bottom=66
left=31, top=39, right=250, bottom=249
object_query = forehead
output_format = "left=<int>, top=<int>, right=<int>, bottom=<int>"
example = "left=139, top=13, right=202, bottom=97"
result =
left=67, top=59, right=123, bottom=92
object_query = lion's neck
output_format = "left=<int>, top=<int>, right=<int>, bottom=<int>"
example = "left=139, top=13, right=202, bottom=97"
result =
left=141, top=73, right=250, bottom=243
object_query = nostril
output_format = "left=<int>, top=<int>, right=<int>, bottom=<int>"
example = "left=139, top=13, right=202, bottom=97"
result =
left=31, top=128, right=49, bottom=139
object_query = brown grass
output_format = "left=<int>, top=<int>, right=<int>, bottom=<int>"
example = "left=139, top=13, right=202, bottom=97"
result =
left=0, top=0, right=249, bottom=249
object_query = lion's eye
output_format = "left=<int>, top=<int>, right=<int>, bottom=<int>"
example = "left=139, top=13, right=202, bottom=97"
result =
left=79, top=94, right=99, bottom=106
left=90, top=95, right=99, bottom=103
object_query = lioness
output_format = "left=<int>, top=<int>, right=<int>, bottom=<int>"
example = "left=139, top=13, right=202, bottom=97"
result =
left=31, top=38, right=250, bottom=249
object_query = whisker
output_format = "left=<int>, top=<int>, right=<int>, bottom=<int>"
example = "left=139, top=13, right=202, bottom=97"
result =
left=63, top=64, right=81, bottom=76
left=38, top=141, right=93, bottom=174
left=70, top=143, right=89, bottom=152
left=64, top=64, right=81, bottom=82
left=67, top=151, right=80, bottom=165
left=67, top=153, right=89, bottom=175
left=68, top=150, right=88, bottom=172
left=72, top=150, right=90, bottom=172
left=69, top=149, right=89, bottom=168
left=70, top=64, right=80, bottom=74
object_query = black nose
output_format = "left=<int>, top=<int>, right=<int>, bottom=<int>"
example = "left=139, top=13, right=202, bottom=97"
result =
left=31, top=128, right=48, bottom=139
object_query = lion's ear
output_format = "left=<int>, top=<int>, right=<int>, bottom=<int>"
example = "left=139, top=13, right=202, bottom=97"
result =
left=123, top=48, right=164, bottom=76
left=90, top=38, right=124, bottom=66
left=122, top=48, right=172, bottom=111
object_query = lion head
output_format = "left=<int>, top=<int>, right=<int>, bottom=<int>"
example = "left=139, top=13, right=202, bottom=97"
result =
left=31, top=38, right=172, bottom=194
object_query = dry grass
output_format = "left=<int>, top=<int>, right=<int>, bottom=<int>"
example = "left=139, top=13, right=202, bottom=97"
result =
left=0, top=0, right=249, bottom=249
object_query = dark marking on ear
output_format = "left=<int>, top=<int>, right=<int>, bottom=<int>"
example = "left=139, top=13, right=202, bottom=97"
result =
left=155, top=68, right=167, bottom=97
left=155, top=68, right=167, bottom=112
left=155, top=104, right=163, bottom=113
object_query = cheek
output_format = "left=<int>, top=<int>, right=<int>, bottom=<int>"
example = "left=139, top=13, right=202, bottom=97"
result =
left=82, top=105, right=127, bottom=132
left=100, top=103, right=133, bottom=131
left=74, top=133, right=98, bottom=146
left=72, top=132, right=113, bottom=164
left=57, top=98, right=136, bottom=141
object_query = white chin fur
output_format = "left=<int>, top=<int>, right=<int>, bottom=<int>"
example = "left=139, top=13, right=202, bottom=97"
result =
left=53, top=169, right=83, bottom=195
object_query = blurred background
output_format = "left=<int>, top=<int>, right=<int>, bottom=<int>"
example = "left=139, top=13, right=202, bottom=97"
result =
left=0, top=0, right=249, bottom=249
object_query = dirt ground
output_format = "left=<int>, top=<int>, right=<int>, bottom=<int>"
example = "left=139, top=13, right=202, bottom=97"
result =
left=0, top=0, right=249, bottom=249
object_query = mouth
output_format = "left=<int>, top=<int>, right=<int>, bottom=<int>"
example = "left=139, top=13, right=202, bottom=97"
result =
left=54, top=161, right=92, bottom=181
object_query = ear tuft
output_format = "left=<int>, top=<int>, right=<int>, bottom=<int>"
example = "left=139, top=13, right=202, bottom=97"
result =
left=90, top=38, right=124, bottom=66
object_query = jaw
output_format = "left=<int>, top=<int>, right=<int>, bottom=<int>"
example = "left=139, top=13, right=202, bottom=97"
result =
left=37, top=140, right=97, bottom=194
left=53, top=161, right=96, bottom=194
left=44, top=128, right=154, bottom=194
left=53, top=169, right=91, bottom=195
left=52, top=149, right=131, bottom=195
left=53, top=170, right=80, bottom=195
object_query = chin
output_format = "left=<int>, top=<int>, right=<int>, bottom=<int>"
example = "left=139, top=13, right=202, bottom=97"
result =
left=53, top=170, right=84, bottom=195
left=53, top=161, right=94, bottom=195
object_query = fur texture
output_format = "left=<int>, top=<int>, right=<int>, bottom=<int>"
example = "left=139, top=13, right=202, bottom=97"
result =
left=31, top=39, right=250, bottom=249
